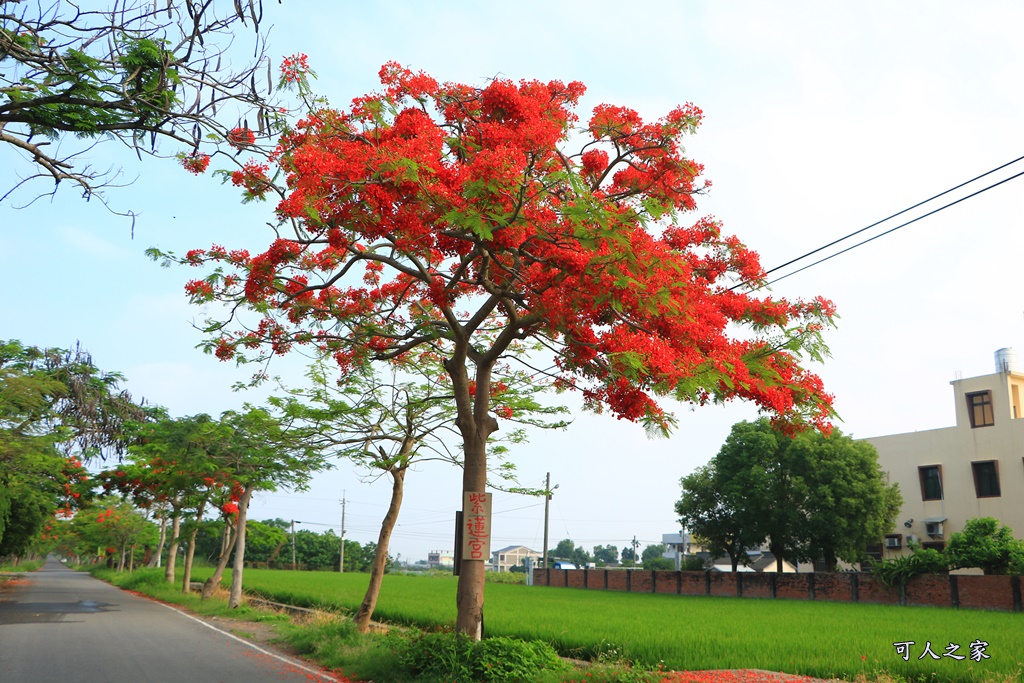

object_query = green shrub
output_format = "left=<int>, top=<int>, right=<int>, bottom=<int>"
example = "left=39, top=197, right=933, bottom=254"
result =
left=473, top=636, right=563, bottom=682
left=399, top=631, right=475, bottom=682
left=398, top=631, right=565, bottom=682
left=871, top=545, right=948, bottom=588
left=485, top=570, right=527, bottom=584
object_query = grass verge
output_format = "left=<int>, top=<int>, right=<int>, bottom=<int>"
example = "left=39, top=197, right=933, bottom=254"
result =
left=0, top=559, right=44, bottom=572
left=185, top=567, right=1024, bottom=683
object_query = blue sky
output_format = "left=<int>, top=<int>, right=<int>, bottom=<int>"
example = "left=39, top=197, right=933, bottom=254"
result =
left=4, top=1, right=1024, bottom=562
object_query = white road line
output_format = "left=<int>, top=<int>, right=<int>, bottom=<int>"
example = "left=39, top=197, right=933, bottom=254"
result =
left=158, top=602, right=339, bottom=682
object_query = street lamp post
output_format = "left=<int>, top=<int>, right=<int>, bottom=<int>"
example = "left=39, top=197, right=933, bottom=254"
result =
left=542, top=472, right=559, bottom=569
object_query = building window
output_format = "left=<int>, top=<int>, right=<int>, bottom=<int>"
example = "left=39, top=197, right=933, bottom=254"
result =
left=918, top=465, right=943, bottom=501
left=971, top=460, right=1001, bottom=497
left=967, top=391, right=994, bottom=428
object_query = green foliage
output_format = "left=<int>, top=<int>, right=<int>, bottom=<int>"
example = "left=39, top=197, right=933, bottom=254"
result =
left=641, top=544, right=666, bottom=563
left=398, top=631, right=565, bottom=683
left=680, top=555, right=707, bottom=571
left=0, top=2, right=282, bottom=203
left=592, top=544, right=619, bottom=565
left=484, top=571, right=526, bottom=584
left=871, top=545, right=949, bottom=588
left=946, top=517, right=1024, bottom=575
left=0, top=340, right=144, bottom=557
left=0, top=558, right=43, bottom=572
left=678, top=419, right=902, bottom=571
left=276, top=618, right=367, bottom=671
left=641, top=556, right=674, bottom=571
left=550, top=538, right=592, bottom=567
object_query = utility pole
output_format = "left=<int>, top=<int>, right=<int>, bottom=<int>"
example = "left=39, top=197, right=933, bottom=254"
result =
left=338, top=493, right=346, bottom=573
left=542, top=473, right=558, bottom=569
left=291, top=519, right=297, bottom=570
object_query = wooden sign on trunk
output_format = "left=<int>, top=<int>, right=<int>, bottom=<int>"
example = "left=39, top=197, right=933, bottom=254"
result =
left=461, top=492, right=492, bottom=562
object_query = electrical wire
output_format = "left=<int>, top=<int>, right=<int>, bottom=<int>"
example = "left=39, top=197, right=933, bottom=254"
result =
left=732, top=154, right=1024, bottom=290
left=762, top=167, right=1024, bottom=287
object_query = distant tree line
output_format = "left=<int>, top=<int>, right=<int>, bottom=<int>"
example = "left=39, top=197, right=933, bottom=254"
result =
left=546, top=538, right=679, bottom=570
left=189, top=518, right=386, bottom=572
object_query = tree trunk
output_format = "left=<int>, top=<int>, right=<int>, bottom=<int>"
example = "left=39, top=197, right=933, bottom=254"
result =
left=454, top=420, right=494, bottom=640
left=129, top=545, right=136, bottom=573
left=164, top=499, right=182, bottom=582
left=770, top=540, right=785, bottom=573
left=228, top=486, right=255, bottom=608
left=182, top=498, right=208, bottom=593
left=117, top=542, right=126, bottom=572
left=201, top=519, right=235, bottom=600
left=355, top=466, right=406, bottom=633
left=149, top=507, right=168, bottom=568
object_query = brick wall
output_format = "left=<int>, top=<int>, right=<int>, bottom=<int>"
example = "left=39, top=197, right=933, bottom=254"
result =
left=774, top=574, right=812, bottom=600
left=956, top=575, right=1016, bottom=611
left=654, top=570, right=678, bottom=594
left=740, top=573, right=773, bottom=598
left=530, top=569, right=1021, bottom=612
left=814, top=573, right=853, bottom=602
left=709, top=572, right=738, bottom=597
left=857, top=574, right=901, bottom=605
left=606, top=569, right=628, bottom=592
left=904, top=574, right=952, bottom=608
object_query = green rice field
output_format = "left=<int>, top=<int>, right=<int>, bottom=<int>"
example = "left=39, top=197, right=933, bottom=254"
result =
left=192, top=568, right=1024, bottom=682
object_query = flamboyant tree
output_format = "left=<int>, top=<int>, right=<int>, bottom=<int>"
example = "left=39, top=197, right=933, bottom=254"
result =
left=157, top=63, right=837, bottom=637
left=99, top=414, right=228, bottom=587
left=213, top=406, right=326, bottom=608
left=100, top=408, right=324, bottom=599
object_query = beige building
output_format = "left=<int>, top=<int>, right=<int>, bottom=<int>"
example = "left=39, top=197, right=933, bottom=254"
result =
left=490, top=545, right=541, bottom=572
left=864, top=349, right=1024, bottom=559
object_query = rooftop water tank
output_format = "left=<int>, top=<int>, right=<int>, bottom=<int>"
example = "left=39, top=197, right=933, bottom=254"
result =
left=995, top=347, right=1018, bottom=373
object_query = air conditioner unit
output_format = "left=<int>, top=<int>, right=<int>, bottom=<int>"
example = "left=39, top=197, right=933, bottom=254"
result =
left=907, top=534, right=920, bottom=545
left=926, top=522, right=944, bottom=537
left=885, top=537, right=902, bottom=549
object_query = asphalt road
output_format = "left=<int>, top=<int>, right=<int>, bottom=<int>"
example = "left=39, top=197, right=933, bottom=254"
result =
left=0, top=558, right=338, bottom=682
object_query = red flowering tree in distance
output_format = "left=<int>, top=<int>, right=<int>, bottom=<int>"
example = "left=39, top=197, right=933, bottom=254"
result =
left=163, top=62, right=837, bottom=637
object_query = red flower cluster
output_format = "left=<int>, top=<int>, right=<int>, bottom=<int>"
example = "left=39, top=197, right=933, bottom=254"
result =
left=279, top=53, right=310, bottom=84
left=181, top=152, right=211, bottom=175
left=227, top=127, right=256, bottom=148
left=186, top=63, right=835, bottom=437
left=230, top=160, right=271, bottom=198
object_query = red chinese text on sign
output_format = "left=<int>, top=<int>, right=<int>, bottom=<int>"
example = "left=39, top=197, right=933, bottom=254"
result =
left=462, top=492, right=492, bottom=561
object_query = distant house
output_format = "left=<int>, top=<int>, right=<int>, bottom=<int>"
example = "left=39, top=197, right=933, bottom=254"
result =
left=863, top=349, right=1024, bottom=561
left=668, top=534, right=799, bottom=573
left=427, top=550, right=454, bottom=569
left=490, top=544, right=541, bottom=572
left=707, top=549, right=798, bottom=573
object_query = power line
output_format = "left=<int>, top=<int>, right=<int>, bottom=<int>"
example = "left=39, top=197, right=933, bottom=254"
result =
left=763, top=167, right=1024, bottom=287
left=733, top=154, right=1024, bottom=290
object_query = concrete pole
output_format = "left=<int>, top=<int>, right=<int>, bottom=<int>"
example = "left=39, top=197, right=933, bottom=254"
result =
left=542, top=472, right=551, bottom=570
left=339, top=494, right=346, bottom=573
left=291, top=519, right=297, bottom=570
